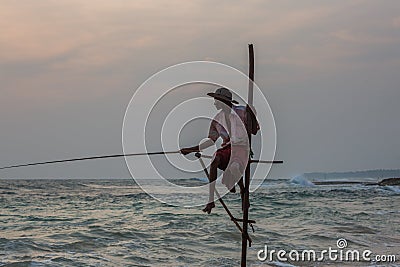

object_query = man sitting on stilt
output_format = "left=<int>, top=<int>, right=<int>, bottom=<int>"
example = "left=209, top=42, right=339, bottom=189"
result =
left=180, top=87, right=259, bottom=214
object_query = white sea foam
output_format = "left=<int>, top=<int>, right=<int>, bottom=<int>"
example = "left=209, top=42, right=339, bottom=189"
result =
left=290, top=175, right=315, bottom=187
left=381, top=185, right=400, bottom=194
left=190, top=177, right=209, bottom=183
left=269, top=261, right=298, bottom=267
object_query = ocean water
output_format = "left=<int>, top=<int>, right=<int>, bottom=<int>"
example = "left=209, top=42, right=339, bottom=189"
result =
left=1, top=178, right=399, bottom=267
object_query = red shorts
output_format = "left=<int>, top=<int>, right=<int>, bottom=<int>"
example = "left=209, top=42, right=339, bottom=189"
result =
left=215, top=144, right=249, bottom=171
left=215, top=145, right=231, bottom=171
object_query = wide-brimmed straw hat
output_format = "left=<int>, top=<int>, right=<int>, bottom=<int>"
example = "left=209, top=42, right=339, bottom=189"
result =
left=207, top=87, right=238, bottom=104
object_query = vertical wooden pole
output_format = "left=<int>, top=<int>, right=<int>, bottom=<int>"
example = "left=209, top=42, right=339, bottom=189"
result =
left=241, top=44, right=254, bottom=267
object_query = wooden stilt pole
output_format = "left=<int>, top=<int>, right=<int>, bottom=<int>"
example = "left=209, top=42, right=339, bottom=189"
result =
left=241, top=44, right=255, bottom=267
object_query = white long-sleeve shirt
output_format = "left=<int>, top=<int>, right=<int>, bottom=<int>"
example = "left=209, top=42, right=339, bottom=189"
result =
left=208, top=105, right=249, bottom=147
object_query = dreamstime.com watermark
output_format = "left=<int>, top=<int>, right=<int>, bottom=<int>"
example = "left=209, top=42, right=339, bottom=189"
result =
left=257, top=238, right=397, bottom=264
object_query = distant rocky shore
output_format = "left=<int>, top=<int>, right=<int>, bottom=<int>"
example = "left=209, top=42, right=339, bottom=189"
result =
left=313, top=177, right=400, bottom=186
left=377, top=178, right=400, bottom=186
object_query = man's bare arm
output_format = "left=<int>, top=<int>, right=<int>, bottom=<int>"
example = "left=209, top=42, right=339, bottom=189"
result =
left=180, top=138, right=215, bottom=155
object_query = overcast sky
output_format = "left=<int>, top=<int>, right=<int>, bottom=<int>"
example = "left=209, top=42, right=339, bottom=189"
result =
left=1, top=0, right=400, bottom=179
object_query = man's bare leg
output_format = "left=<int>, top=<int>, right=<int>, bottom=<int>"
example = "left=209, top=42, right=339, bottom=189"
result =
left=228, top=161, right=242, bottom=193
left=203, top=155, right=219, bottom=214
left=238, top=177, right=248, bottom=211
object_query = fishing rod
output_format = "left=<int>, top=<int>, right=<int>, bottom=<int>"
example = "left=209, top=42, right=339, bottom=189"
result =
left=198, top=154, right=283, bottom=164
left=0, top=150, right=180, bottom=170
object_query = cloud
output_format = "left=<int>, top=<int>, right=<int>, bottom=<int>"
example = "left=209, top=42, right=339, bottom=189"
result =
left=1, top=0, right=398, bottom=108
left=331, top=29, right=400, bottom=45
left=393, top=16, right=400, bottom=28
left=1, top=0, right=400, bottom=178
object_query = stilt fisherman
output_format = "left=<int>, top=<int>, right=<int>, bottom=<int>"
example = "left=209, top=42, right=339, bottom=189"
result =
left=180, top=87, right=259, bottom=214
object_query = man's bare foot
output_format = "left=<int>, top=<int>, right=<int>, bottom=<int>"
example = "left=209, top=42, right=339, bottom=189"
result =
left=202, top=202, right=215, bottom=214
left=229, top=185, right=236, bottom=193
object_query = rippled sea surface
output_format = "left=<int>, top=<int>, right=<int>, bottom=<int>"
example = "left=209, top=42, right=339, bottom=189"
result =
left=1, top=178, right=399, bottom=267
